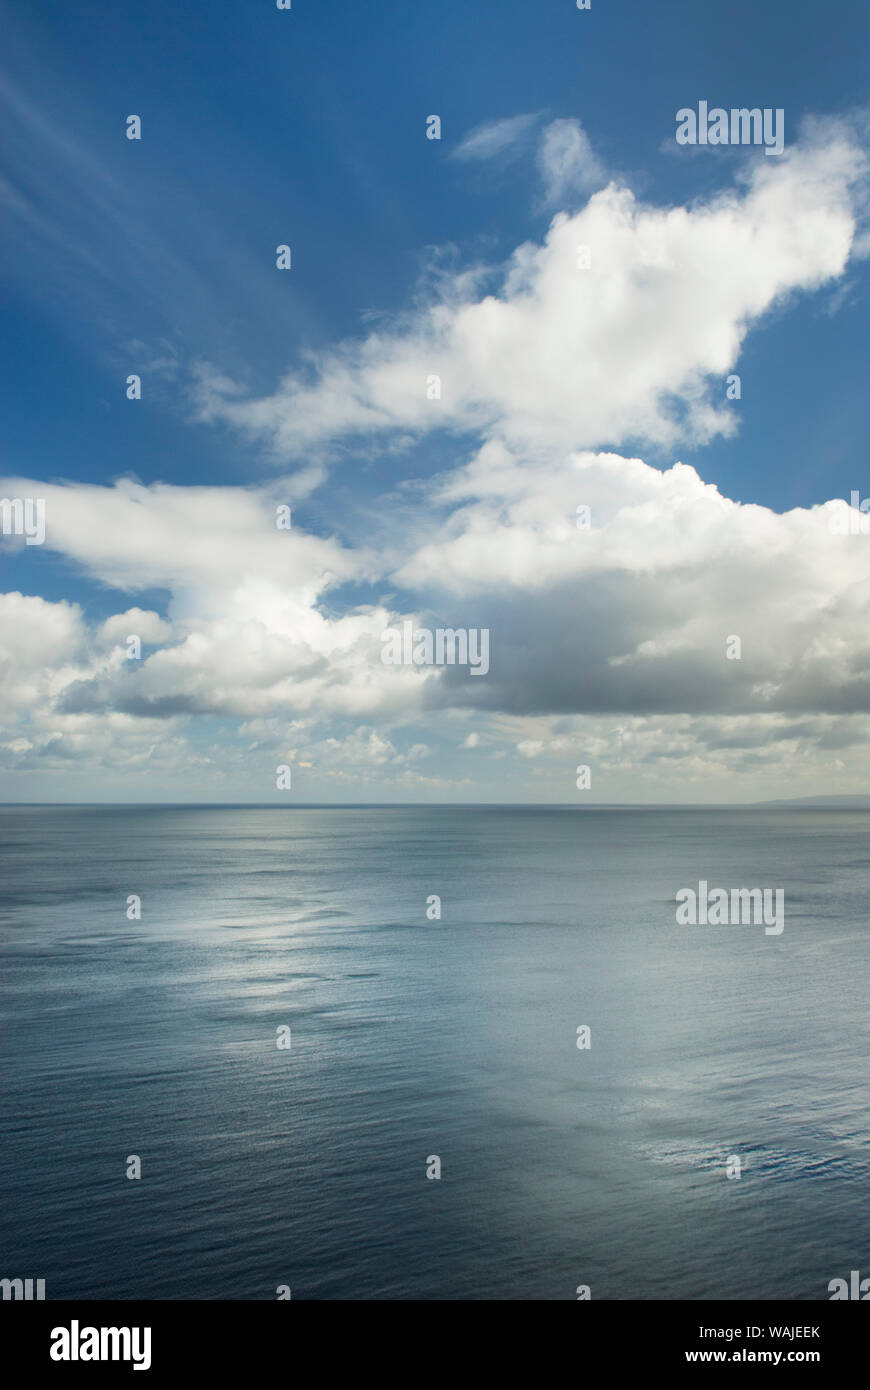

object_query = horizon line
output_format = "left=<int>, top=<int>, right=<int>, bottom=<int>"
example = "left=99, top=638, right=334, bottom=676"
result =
left=2, top=798, right=870, bottom=810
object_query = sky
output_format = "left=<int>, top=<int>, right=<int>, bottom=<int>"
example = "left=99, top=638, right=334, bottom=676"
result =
left=2, top=0, right=870, bottom=803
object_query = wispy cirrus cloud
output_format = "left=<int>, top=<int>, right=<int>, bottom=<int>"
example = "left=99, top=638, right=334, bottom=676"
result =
left=449, top=112, right=542, bottom=163
left=537, top=118, right=607, bottom=205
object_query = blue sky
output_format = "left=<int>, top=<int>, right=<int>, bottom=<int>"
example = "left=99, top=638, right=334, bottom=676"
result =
left=3, top=0, right=870, bottom=802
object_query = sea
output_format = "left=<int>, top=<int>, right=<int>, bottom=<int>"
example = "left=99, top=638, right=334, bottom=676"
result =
left=1, top=804, right=868, bottom=1300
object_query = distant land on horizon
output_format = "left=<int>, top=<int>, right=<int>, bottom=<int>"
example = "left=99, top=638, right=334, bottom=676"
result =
left=752, top=794, right=870, bottom=808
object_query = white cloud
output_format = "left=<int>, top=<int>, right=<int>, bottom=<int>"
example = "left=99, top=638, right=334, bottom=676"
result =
left=6, top=445, right=870, bottom=752
left=195, top=121, right=865, bottom=459
left=537, top=118, right=606, bottom=204
left=4, top=117, right=870, bottom=800
left=97, top=608, right=173, bottom=647
left=394, top=444, right=870, bottom=719
left=0, top=591, right=86, bottom=715
left=0, top=476, right=437, bottom=734
left=450, top=113, right=541, bottom=163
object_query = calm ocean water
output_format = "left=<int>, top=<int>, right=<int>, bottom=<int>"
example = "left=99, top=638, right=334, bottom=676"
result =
left=1, top=805, right=869, bottom=1301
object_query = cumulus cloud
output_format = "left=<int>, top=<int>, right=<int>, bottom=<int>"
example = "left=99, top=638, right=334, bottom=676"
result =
left=0, top=591, right=86, bottom=716
left=194, top=121, right=865, bottom=459
left=492, top=708, right=870, bottom=799
left=394, top=447, right=870, bottom=718
left=6, top=445, right=870, bottom=752
left=4, top=116, right=870, bottom=799
left=0, top=476, right=357, bottom=607
left=97, top=609, right=173, bottom=647
left=0, top=476, right=426, bottom=728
